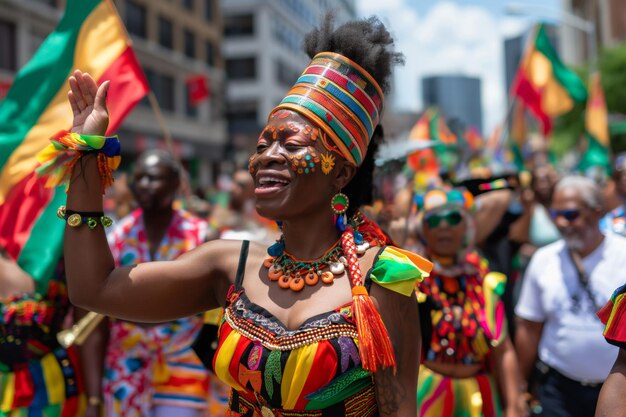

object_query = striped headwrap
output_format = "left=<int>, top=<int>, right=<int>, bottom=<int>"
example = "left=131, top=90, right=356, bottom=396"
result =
left=271, top=52, right=384, bottom=167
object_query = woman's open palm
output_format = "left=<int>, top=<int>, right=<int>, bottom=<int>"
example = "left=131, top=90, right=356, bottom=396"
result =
left=68, top=69, right=110, bottom=136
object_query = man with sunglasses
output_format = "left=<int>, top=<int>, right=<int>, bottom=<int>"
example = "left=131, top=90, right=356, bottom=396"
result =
left=515, top=175, right=626, bottom=417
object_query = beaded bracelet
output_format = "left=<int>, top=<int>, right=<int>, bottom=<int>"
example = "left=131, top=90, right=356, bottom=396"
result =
left=36, top=130, right=121, bottom=193
left=57, top=206, right=113, bottom=229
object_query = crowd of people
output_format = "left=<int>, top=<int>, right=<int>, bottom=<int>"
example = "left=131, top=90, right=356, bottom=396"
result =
left=1, top=14, right=625, bottom=417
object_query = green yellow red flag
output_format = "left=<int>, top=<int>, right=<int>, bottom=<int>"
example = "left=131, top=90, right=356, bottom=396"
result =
left=512, top=23, right=587, bottom=135
left=579, top=72, right=610, bottom=174
left=0, top=0, right=149, bottom=292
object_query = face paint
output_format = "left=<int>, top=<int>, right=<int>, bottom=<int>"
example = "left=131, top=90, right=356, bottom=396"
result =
left=248, top=153, right=259, bottom=175
left=320, top=153, right=336, bottom=175
left=289, top=147, right=320, bottom=175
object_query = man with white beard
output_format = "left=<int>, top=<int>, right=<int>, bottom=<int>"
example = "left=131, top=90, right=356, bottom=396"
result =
left=515, top=175, right=626, bottom=417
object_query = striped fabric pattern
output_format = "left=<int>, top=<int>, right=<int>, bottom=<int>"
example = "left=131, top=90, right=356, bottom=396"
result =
left=0, top=348, right=86, bottom=417
left=273, top=52, right=384, bottom=166
left=597, top=284, right=626, bottom=349
left=0, top=0, right=148, bottom=293
left=417, top=366, right=502, bottom=417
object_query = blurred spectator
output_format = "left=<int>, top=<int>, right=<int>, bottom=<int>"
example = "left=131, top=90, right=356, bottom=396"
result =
left=83, top=150, right=221, bottom=417
left=600, top=153, right=626, bottom=236
left=104, top=172, right=135, bottom=222
left=416, top=187, right=525, bottom=417
left=515, top=175, right=626, bottom=417
left=527, top=165, right=561, bottom=249
left=212, top=169, right=279, bottom=244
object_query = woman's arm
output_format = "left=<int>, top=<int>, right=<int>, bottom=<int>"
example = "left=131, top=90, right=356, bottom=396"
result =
left=474, top=189, right=513, bottom=245
left=0, top=255, right=35, bottom=299
left=62, top=70, right=239, bottom=321
left=514, top=318, right=543, bottom=382
left=493, top=336, right=526, bottom=417
left=595, top=348, right=626, bottom=417
left=508, top=189, right=534, bottom=245
left=371, top=285, right=420, bottom=417
left=74, top=308, right=109, bottom=417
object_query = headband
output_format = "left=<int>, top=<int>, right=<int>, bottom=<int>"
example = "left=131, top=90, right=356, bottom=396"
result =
left=271, top=52, right=384, bottom=166
left=416, top=187, right=475, bottom=213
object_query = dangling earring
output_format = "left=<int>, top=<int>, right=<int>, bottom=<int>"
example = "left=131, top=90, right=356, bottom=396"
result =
left=331, top=192, right=349, bottom=232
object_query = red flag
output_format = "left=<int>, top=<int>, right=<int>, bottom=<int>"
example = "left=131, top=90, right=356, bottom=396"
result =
left=0, top=80, right=11, bottom=101
left=186, top=74, right=210, bottom=106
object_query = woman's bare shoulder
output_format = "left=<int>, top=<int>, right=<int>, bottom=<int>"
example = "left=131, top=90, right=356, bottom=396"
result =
left=178, top=239, right=268, bottom=278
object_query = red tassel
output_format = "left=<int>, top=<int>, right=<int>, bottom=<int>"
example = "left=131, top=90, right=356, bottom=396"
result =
left=342, top=227, right=396, bottom=373
left=352, top=285, right=397, bottom=373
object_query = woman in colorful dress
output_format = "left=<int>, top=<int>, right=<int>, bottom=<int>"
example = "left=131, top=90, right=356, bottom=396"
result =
left=415, top=188, right=525, bottom=417
left=53, top=16, right=431, bottom=417
left=0, top=251, right=86, bottom=417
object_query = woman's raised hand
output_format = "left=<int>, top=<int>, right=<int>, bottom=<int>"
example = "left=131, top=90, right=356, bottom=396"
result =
left=68, top=70, right=110, bottom=136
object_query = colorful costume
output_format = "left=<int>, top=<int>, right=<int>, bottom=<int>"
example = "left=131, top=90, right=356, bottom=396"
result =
left=417, top=253, right=507, bottom=417
left=213, top=242, right=427, bottom=416
left=598, top=284, right=626, bottom=349
left=103, top=209, right=215, bottom=417
left=0, top=262, right=86, bottom=417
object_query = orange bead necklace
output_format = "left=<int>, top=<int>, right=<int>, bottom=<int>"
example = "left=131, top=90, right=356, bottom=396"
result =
left=264, top=238, right=353, bottom=292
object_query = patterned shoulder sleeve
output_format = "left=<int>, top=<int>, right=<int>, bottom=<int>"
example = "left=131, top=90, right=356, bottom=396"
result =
left=482, top=271, right=508, bottom=347
left=368, top=246, right=433, bottom=297
left=597, top=284, right=626, bottom=349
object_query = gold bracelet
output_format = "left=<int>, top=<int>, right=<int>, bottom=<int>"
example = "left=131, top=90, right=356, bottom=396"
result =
left=88, top=396, right=101, bottom=407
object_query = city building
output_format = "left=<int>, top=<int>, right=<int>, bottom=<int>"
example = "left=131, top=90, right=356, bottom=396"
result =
left=0, top=0, right=227, bottom=187
left=504, top=34, right=524, bottom=96
left=221, top=0, right=356, bottom=165
left=422, top=75, right=483, bottom=134
left=562, top=0, right=626, bottom=65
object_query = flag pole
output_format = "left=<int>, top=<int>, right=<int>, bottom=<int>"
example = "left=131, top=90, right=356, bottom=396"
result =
left=494, top=23, right=541, bottom=154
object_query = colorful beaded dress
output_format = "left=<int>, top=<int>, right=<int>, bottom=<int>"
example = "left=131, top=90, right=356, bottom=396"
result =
left=0, top=261, right=85, bottom=417
left=212, top=241, right=429, bottom=417
left=417, top=253, right=507, bottom=417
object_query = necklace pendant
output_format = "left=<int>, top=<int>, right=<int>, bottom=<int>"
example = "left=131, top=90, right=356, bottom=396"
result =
left=330, top=262, right=345, bottom=275
left=305, top=270, right=319, bottom=286
left=290, top=276, right=305, bottom=291
left=267, top=266, right=283, bottom=281
left=356, top=242, right=370, bottom=255
left=321, top=271, right=334, bottom=284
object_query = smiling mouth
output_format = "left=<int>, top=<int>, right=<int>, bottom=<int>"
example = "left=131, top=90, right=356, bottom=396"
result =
left=255, top=176, right=291, bottom=195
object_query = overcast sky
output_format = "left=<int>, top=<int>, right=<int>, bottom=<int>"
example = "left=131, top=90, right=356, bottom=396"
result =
left=355, top=0, right=562, bottom=136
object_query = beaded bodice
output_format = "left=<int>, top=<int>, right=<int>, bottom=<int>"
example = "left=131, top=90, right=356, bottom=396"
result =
left=213, top=282, right=371, bottom=412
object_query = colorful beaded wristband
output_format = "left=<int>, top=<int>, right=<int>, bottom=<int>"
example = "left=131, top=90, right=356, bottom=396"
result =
left=57, top=206, right=113, bottom=229
left=36, top=130, right=121, bottom=193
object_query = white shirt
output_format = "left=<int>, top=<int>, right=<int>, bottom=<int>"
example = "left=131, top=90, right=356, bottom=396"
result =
left=515, top=234, right=626, bottom=382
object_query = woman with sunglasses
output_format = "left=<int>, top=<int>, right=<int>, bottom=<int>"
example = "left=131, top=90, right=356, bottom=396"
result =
left=416, top=188, right=525, bottom=417
left=49, top=15, right=432, bottom=417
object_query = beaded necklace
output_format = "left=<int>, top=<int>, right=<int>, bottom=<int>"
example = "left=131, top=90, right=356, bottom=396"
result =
left=421, top=252, right=491, bottom=364
left=263, top=212, right=386, bottom=292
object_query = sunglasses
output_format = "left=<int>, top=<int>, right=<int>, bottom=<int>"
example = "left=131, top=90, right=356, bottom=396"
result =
left=424, top=210, right=463, bottom=228
left=549, top=208, right=581, bottom=222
